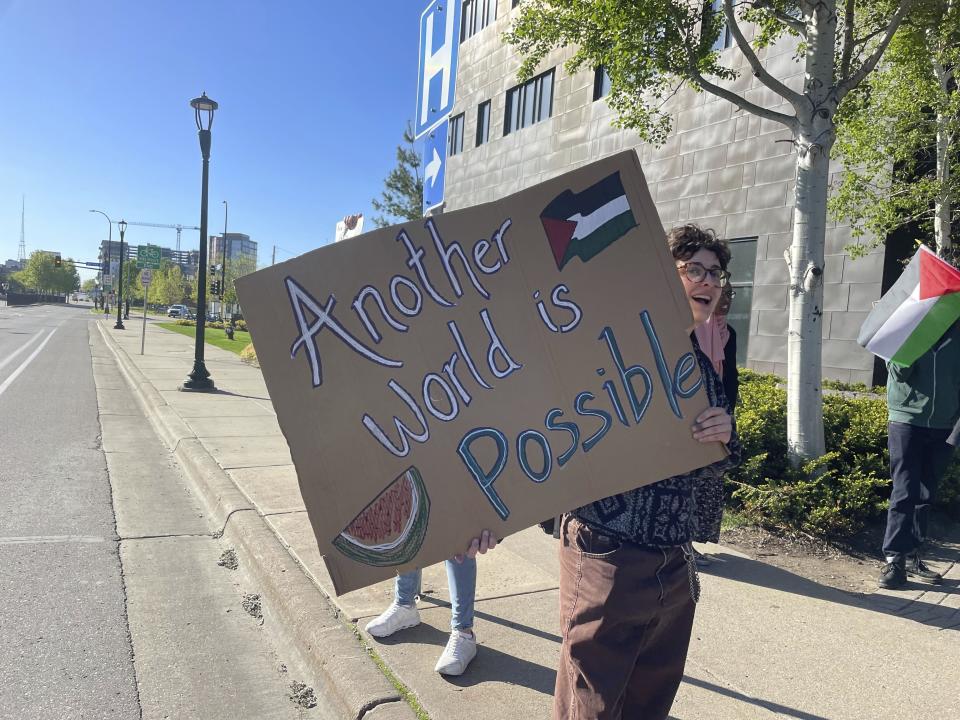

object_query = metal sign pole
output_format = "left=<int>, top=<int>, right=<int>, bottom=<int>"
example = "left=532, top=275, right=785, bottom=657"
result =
left=141, top=282, right=149, bottom=355
left=139, top=268, right=153, bottom=355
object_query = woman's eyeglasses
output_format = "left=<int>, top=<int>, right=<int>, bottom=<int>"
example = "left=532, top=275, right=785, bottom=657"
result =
left=676, top=261, right=731, bottom=287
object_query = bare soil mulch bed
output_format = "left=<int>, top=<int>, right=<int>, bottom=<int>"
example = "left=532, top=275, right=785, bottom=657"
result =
left=718, top=515, right=959, bottom=595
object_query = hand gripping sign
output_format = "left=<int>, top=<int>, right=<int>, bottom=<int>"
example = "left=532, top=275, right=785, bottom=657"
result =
left=236, top=151, right=726, bottom=595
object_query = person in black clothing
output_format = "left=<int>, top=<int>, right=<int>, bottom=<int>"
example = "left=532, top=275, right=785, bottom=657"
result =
left=878, top=321, right=960, bottom=588
left=718, top=284, right=739, bottom=408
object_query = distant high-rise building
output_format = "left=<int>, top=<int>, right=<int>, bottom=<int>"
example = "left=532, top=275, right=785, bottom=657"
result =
left=209, top=233, right=257, bottom=271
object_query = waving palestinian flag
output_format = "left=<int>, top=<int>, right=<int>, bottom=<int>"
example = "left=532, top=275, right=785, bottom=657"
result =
left=541, top=171, right=637, bottom=270
left=858, top=245, right=960, bottom=367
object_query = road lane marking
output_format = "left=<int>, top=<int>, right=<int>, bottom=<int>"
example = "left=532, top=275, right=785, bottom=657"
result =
left=0, top=326, right=58, bottom=399
left=0, top=535, right=110, bottom=545
left=0, top=328, right=46, bottom=375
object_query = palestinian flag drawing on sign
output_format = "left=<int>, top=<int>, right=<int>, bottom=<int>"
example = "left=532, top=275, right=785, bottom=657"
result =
left=541, top=171, right=637, bottom=270
left=858, top=245, right=960, bottom=367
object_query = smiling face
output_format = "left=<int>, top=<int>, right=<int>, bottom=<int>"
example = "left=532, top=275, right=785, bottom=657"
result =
left=678, top=248, right=723, bottom=328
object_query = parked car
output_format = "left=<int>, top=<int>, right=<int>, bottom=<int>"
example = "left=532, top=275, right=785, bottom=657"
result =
left=167, top=304, right=190, bottom=318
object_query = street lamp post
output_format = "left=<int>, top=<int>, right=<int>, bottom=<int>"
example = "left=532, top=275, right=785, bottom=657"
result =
left=183, top=92, right=218, bottom=392
left=90, top=209, right=112, bottom=314
left=114, top=220, right=127, bottom=329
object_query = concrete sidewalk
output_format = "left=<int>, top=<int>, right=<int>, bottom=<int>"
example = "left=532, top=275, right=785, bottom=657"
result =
left=96, top=317, right=960, bottom=720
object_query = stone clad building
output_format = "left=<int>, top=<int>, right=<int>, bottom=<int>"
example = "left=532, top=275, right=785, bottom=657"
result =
left=441, top=0, right=887, bottom=384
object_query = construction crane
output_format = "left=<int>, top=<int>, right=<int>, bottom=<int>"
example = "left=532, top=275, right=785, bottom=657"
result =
left=112, top=220, right=201, bottom=252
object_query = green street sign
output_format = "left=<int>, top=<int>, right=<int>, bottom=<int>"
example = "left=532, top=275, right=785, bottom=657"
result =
left=136, top=244, right=161, bottom=269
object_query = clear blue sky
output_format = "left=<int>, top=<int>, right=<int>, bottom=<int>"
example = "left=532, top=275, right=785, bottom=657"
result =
left=0, top=0, right=426, bottom=281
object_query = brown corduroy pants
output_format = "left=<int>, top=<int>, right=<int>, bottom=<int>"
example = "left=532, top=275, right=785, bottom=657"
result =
left=553, top=517, right=696, bottom=720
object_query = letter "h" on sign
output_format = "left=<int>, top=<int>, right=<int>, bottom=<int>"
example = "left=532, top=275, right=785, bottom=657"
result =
left=416, top=0, right=461, bottom=137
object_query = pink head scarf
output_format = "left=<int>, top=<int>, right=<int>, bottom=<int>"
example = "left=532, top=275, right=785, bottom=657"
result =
left=694, top=313, right=730, bottom=377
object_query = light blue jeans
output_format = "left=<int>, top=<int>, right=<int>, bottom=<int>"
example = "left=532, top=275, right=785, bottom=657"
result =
left=395, top=557, right=477, bottom=631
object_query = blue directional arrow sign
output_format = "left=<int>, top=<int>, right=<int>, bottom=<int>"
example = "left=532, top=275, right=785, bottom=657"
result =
left=422, top=119, right=448, bottom=214
left=415, top=0, right=462, bottom=139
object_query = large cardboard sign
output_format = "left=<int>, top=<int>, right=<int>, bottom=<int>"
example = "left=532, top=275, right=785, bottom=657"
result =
left=237, top=151, right=726, bottom=595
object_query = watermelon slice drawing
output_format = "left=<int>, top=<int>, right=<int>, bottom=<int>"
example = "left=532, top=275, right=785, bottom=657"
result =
left=332, top=467, right=430, bottom=567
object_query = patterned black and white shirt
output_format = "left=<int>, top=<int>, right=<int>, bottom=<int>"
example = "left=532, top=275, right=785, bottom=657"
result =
left=573, top=342, right=740, bottom=548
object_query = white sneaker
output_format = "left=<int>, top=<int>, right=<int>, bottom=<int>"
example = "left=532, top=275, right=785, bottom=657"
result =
left=434, top=630, right=477, bottom=676
left=364, top=602, right=421, bottom=638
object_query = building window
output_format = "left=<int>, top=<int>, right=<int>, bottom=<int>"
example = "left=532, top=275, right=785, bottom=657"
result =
left=449, top=113, right=465, bottom=156
left=512, top=0, right=522, bottom=7
left=461, top=0, right=497, bottom=42
left=709, top=0, right=733, bottom=51
left=725, top=236, right=758, bottom=366
left=476, top=100, right=491, bottom=146
left=593, top=66, right=611, bottom=100
left=504, top=68, right=555, bottom=136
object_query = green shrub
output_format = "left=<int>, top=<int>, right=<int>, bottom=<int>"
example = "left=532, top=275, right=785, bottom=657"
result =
left=729, top=371, right=959, bottom=537
left=175, top=319, right=195, bottom=326
left=821, top=377, right=885, bottom=395
left=239, top=342, right=258, bottom=367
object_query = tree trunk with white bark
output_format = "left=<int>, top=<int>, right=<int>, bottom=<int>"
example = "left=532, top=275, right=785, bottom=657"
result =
left=933, top=59, right=953, bottom=253
left=786, top=1, right=840, bottom=462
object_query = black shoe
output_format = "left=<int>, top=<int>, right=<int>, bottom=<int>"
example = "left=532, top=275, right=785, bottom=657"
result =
left=906, top=554, right=943, bottom=584
left=879, top=560, right=907, bottom=589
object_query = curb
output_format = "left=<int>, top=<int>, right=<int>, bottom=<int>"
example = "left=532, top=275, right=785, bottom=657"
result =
left=95, top=322, right=417, bottom=720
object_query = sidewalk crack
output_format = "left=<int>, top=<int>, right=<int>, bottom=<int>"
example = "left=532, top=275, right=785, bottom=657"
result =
left=120, top=532, right=214, bottom=541
left=357, top=698, right=413, bottom=720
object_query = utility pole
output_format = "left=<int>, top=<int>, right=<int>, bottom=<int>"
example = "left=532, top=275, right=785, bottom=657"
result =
left=271, top=245, right=276, bottom=266
left=221, top=200, right=228, bottom=321
left=17, top=196, right=27, bottom=266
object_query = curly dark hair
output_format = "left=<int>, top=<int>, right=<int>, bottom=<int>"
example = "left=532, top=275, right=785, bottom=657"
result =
left=667, top=224, right=731, bottom=270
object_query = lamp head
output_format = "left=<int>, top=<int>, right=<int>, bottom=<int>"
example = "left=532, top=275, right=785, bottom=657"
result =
left=118, top=219, right=127, bottom=234
left=190, top=92, right=218, bottom=131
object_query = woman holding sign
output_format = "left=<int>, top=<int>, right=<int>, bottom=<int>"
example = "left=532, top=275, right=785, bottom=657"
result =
left=364, top=530, right=497, bottom=676
left=552, top=225, right=740, bottom=720
left=364, top=555, right=483, bottom=676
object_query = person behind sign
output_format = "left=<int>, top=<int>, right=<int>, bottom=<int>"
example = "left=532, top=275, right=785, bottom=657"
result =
left=552, top=224, right=740, bottom=720
left=691, top=280, right=739, bottom=569
left=364, top=530, right=497, bottom=676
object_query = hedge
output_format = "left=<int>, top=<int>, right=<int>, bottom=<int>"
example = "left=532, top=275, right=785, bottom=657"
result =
left=175, top=318, right=248, bottom=331
left=729, top=370, right=960, bottom=537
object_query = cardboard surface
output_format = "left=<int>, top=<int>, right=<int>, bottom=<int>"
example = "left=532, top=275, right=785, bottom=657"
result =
left=237, top=151, right=726, bottom=594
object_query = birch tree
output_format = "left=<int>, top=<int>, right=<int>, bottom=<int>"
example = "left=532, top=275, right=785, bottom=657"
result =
left=830, top=0, right=959, bottom=259
left=506, top=0, right=916, bottom=463
left=223, top=254, right=257, bottom=307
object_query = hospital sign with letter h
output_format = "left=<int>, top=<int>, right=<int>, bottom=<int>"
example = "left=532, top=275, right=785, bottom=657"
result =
left=415, top=0, right=461, bottom=139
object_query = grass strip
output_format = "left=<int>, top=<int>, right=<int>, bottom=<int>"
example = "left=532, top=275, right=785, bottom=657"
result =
left=157, top=322, right=251, bottom=356
left=349, top=625, right=431, bottom=720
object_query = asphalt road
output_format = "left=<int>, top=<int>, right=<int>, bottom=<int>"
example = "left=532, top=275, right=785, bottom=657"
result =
left=0, top=304, right=332, bottom=719
left=0, top=303, right=140, bottom=718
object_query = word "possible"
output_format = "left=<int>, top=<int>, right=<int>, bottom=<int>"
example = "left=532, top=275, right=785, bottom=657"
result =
left=457, top=310, right=702, bottom=520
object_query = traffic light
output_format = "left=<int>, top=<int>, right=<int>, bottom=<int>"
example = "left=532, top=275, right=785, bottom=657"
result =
left=54, top=254, right=62, bottom=267
left=210, top=280, right=221, bottom=296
